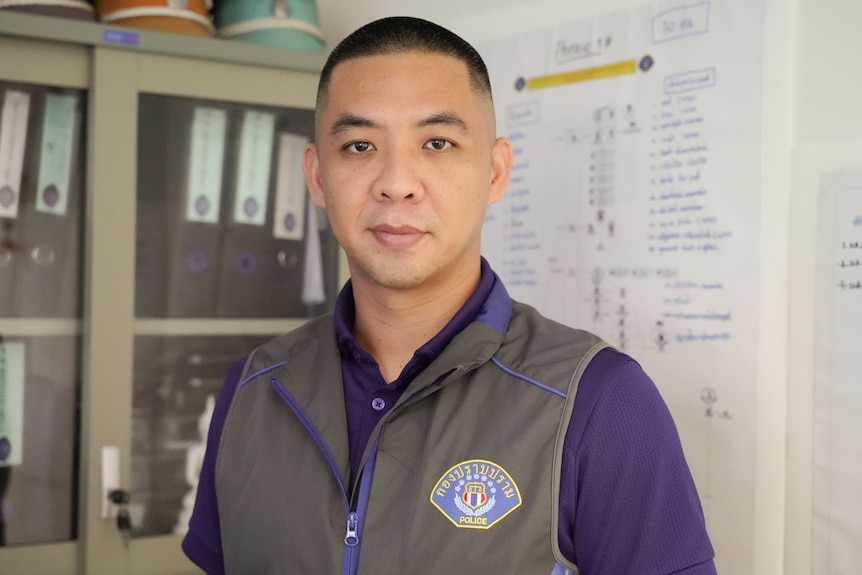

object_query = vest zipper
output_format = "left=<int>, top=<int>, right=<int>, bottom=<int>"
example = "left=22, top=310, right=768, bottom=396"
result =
left=342, top=511, right=360, bottom=574
left=341, top=436, right=378, bottom=575
left=269, top=376, right=376, bottom=575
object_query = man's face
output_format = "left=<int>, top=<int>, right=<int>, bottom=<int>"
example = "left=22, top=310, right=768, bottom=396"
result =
left=303, top=52, right=511, bottom=294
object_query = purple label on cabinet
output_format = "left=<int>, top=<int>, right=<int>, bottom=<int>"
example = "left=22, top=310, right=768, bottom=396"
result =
left=104, top=30, right=140, bottom=46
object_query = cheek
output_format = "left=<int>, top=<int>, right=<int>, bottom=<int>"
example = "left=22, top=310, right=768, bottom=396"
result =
left=441, top=189, right=491, bottom=233
left=321, top=161, right=368, bottom=198
left=320, top=202, right=354, bottom=250
left=318, top=183, right=365, bottom=236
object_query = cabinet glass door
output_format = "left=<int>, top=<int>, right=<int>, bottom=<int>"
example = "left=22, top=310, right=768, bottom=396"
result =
left=130, top=92, right=340, bottom=542
left=0, top=80, right=86, bottom=545
left=1, top=15, right=331, bottom=574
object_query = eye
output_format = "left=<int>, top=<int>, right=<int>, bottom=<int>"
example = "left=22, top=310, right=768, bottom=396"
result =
left=424, top=138, right=453, bottom=151
left=345, top=140, right=375, bottom=153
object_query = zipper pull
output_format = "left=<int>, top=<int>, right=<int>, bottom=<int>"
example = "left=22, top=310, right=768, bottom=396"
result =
left=344, top=512, right=360, bottom=546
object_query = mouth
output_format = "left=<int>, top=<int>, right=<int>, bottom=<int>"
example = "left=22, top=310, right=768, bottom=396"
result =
left=371, top=224, right=426, bottom=248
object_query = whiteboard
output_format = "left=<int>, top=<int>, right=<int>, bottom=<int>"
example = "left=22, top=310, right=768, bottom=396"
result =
left=475, top=1, right=765, bottom=572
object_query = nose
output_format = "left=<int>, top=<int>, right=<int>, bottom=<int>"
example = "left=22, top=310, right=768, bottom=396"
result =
left=372, top=145, right=424, bottom=203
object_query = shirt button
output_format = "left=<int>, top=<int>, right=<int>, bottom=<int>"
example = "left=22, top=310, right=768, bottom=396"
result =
left=371, top=398, right=386, bottom=411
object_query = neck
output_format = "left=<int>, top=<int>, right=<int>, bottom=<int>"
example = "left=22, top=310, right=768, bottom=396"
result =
left=350, top=271, right=479, bottom=383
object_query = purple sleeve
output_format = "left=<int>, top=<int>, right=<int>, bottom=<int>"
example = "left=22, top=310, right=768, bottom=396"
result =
left=181, top=358, right=246, bottom=575
left=557, top=348, right=716, bottom=574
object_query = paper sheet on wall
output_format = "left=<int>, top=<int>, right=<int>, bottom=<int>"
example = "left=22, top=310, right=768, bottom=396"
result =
left=477, top=1, right=764, bottom=571
left=813, top=170, right=862, bottom=575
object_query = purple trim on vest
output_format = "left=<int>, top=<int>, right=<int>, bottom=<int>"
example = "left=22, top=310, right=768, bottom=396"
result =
left=268, top=375, right=351, bottom=514
left=490, top=357, right=567, bottom=398
left=240, top=361, right=287, bottom=386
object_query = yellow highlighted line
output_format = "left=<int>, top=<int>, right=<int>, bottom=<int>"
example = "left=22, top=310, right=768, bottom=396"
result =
left=527, top=59, right=638, bottom=91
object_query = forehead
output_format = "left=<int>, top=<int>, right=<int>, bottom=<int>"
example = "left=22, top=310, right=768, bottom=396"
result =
left=330, top=50, right=469, bottom=79
left=320, top=52, right=487, bottom=119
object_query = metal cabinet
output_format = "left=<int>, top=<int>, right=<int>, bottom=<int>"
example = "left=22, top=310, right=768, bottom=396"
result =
left=0, top=12, right=341, bottom=574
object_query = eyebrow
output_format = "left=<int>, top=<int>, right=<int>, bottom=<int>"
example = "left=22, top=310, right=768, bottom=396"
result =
left=328, top=111, right=472, bottom=137
left=329, top=113, right=377, bottom=136
left=417, top=111, right=471, bottom=134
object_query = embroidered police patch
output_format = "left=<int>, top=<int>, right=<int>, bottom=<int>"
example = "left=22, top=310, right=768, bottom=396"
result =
left=430, top=459, right=522, bottom=529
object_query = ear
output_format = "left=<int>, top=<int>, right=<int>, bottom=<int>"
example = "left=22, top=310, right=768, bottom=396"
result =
left=303, top=143, right=326, bottom=208
left=488, top=137, right=513, bottom=205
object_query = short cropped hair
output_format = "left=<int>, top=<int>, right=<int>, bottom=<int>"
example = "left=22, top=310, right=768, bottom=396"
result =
left=316, top=16, right=493, bottom=109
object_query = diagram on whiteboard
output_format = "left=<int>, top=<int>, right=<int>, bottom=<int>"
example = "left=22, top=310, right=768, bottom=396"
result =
left=478, top=1, right=764, bottom=573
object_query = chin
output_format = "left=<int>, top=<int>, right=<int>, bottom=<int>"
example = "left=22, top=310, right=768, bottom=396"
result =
left=362, top=262, right=430, bottom=291
left=373, top=271, right=427, bottom=291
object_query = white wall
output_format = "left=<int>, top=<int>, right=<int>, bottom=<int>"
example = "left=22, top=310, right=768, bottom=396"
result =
left=786, top=1, right=862, bottom=575
left=795, top=0, right=862, bottom=142
left=312, top=1, right=862, bottom=573
left=314, top=0, right=543, bottom=50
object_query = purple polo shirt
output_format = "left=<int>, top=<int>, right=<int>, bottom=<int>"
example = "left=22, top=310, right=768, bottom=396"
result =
left=334, top=262, right=495, bottom=483
left=183, top=259, right=716, bottom=574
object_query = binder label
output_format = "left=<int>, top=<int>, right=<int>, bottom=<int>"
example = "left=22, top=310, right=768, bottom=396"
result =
left=0, top=341, right=25, bottom=467
left=0, top=90, right=31, bottom=220
left=186, top=107, right=227, bottom=224
left=234, top=110, right=275, bottom=226
left=273, top=133, right=308, bottom=240
left=37, top=93, right=79, bottom=216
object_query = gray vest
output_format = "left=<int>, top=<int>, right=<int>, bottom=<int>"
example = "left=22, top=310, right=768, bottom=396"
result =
left=216, top=301, right=606, bottom=574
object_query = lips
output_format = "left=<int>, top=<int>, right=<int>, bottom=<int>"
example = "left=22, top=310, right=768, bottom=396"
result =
left=371, top=224, right=426, bottom=248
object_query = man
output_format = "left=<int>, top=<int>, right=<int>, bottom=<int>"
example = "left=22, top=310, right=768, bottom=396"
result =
left=182, top=16, right=716, bottom=574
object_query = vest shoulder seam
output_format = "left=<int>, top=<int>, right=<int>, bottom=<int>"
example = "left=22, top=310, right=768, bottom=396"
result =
left=489, top=357, right=568, bottom=398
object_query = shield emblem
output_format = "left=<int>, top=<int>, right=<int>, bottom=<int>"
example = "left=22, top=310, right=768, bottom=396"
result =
left=463, top=481, right=487, bottom=509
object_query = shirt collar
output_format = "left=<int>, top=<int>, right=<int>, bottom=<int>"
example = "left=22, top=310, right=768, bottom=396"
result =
left=333, top=258, right=510, bottom=384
